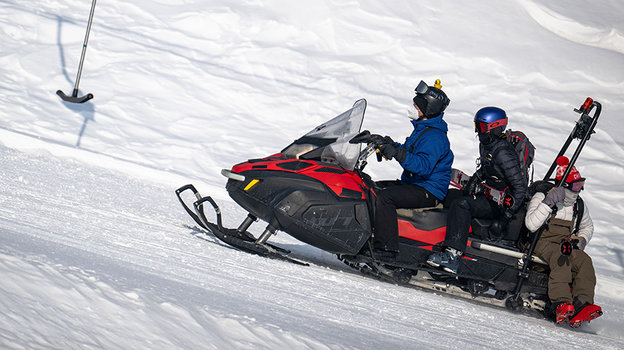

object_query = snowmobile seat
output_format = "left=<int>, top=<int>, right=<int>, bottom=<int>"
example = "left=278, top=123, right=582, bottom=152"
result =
left=396, top=203, right=444, bottom=217
left=396, top=206, right=447, bottom=235
left=468, top=206, right=527, bottom=245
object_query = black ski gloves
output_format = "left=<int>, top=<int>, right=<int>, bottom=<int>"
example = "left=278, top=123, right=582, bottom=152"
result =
left=561, top=237, right=587, bottom=255
left=571, top=237, right=587, bottom=250
left=463, top=171, right=482, bottom=195
left=380, top=143, right=407, bottom=163
left=375, top=136, right=406, bottom=163
left=543, top=186, right=565, bottom=208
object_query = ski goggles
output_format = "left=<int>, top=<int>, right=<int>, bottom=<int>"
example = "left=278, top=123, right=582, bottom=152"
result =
left=415, top=80, right=430, bottom=95
left=474, top=118, right=508, bottom=133
left=414, top=80, right=450, bottom=105
left=562, top=177, right=585, bottom=192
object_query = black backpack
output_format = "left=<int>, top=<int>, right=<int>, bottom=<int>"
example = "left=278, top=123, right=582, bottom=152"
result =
left=504, top=129, right=536, bottom=184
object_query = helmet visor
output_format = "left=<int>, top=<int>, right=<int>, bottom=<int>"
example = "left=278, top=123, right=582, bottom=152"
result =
left=563, top=178, right=585, bottom=192
left=475, top=121, right=489, bottom=133
left=474, top=118, right=508, bottom=133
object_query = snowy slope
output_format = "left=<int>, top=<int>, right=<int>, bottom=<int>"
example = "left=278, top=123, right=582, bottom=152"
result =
left=1, top=0, right=624, bottom=349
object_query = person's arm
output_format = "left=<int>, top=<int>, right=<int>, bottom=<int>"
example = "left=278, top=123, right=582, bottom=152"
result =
left=525, top=192, right=551, bottom=232
left=495, top=146, right=527, bottom=213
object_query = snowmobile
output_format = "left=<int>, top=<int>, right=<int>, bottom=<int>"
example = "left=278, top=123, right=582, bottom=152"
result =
left=176, top=97, right=601, bottom=315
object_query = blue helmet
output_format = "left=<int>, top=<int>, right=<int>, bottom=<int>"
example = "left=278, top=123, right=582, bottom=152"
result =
left=474, top=107, right=508, bottom=135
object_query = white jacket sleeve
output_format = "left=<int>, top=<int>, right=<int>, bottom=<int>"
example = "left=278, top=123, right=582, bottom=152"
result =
left=524, top=192, right=552, bottom=232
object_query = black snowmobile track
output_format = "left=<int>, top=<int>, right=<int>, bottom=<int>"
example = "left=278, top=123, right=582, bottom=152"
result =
left=338, top=252, right=549, bottom=315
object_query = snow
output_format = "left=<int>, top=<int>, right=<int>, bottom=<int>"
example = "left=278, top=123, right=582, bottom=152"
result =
left=1, top=0, right=623, bottom=348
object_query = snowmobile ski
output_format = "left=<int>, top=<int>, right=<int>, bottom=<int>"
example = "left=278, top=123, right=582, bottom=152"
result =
left=175, top=184, right=308, bottom=266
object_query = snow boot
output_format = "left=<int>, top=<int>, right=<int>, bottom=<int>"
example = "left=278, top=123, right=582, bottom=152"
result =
left=569, top=303, right=603, bottom=328
left=427, top=248, right=460, bottom=274
left=554, top=302, right=575, bottom=325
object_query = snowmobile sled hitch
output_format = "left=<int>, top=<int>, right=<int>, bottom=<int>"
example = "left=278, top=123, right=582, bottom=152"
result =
left=175, top=184, right=308, bottom=265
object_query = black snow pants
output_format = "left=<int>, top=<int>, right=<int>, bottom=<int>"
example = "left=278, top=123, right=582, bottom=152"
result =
left=444, top=194, right=502, bottom=252
left=373, top=181, right=439, bottom=251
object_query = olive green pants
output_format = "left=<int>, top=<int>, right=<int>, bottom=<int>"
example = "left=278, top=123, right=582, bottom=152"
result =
left=534, top=217, right=595, bottom=305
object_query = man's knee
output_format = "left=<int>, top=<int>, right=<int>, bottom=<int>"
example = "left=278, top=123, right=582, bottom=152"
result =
left=376, top=189, right=395, bottom=207
left=452, top=196, right=472, bottom=211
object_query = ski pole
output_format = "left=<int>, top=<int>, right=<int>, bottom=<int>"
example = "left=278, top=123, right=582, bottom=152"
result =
left=57, top=0, right=97, bottom=103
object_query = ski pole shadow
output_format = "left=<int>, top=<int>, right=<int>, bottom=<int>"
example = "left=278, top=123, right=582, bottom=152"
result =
left=59, top=100, right=95, bottom=147
left=612, top=247, right=624, bottom=272
left=57, top=15, right=73, bottom=86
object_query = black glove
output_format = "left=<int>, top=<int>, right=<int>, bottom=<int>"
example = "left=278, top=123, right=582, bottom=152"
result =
left=379, top=143, right=407, bottom=163
left=369, top=134, right=385, bottom=146
left=542, top=186, right=565, bottom=208
left=463, top=172, right=481, bottom=195
left=369, top=134, right=394, bottom=146
left=570, top=237, right=587, bottom=250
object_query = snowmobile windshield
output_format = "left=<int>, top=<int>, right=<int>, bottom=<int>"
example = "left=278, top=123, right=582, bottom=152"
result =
left=281, top=99, right=366, bottom=171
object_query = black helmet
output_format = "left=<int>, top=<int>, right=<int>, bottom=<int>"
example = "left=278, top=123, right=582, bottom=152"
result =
left=412, top=80, right=450, bottom=118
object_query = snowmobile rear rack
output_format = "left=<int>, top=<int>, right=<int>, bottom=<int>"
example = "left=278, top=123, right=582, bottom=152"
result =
left=175, top=184, right=308, bottom=265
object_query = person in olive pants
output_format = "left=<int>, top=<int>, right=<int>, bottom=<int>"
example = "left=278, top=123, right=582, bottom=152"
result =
left=525, top=156, right=602, bottom=327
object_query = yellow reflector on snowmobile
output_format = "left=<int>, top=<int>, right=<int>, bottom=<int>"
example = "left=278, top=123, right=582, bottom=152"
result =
left=244, top=179, right=260, bottom=191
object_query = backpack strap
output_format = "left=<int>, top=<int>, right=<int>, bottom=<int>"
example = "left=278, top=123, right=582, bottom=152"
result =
left=572, top=197, right=585, bottom=235
left=408, top=127, right=435, bottom=153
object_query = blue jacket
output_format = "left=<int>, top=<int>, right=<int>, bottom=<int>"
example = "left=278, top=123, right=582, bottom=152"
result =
left=397, top=114, right=454, bottom=200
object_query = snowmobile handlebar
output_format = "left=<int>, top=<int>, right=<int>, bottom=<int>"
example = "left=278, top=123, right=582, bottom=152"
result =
left=349, top=130, right=387, bottom=147
left=350, top=130, right=386, bottom=165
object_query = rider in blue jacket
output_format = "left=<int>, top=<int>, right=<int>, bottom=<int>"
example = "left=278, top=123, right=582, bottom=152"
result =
left=397, top=114, right=453, bottom=200
left=372, top=80, right=454, bottom=256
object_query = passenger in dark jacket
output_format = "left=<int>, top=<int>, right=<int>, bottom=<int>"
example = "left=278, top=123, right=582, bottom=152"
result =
left=372, top=80, right=453, bottom=256
left=427, top=106, right=527, bottom=273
